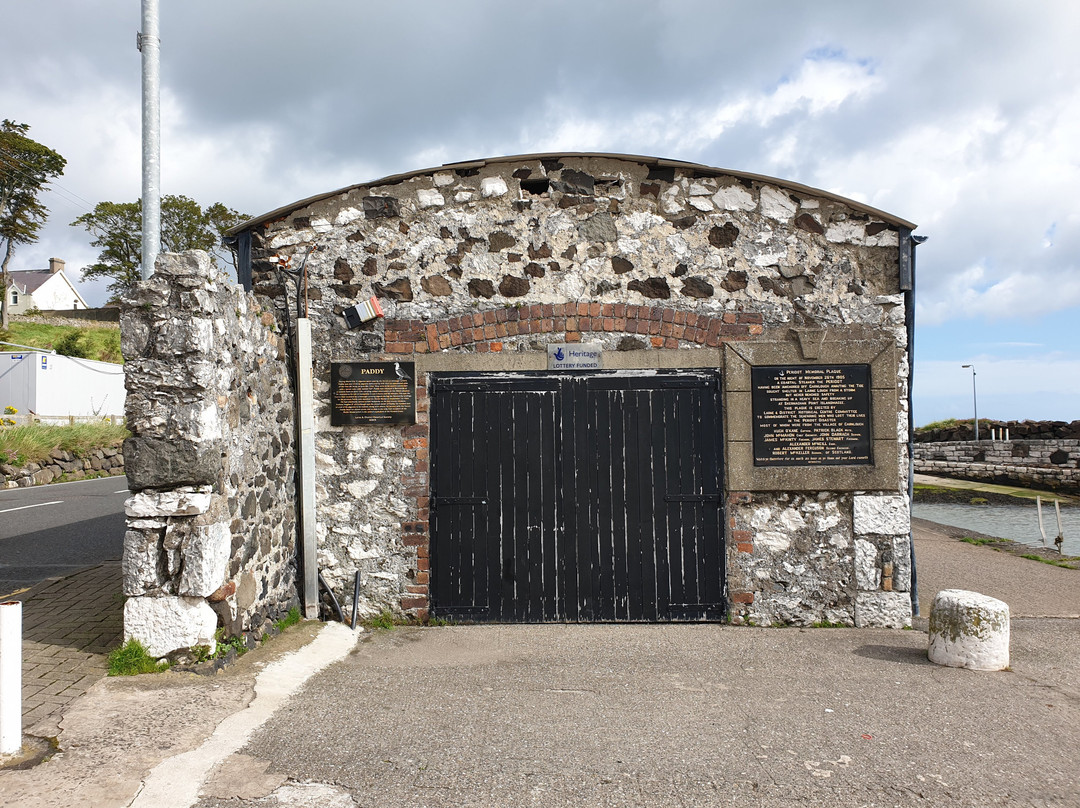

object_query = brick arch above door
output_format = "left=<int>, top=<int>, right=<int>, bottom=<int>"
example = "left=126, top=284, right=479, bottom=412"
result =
left=380, top=303, right=765, bottom=356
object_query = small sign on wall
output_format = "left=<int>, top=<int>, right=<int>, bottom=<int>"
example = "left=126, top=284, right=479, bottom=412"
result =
left=547, top=343, right=602, bottom=370
left=330, top=361, right=416, bottom=426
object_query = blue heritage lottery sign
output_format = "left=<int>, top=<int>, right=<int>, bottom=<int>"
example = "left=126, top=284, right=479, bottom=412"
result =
left=547, top=343, right=602, bottom=370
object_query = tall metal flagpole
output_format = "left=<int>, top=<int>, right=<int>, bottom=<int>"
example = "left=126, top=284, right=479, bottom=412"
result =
left=140, top=0, right=160, bottom=280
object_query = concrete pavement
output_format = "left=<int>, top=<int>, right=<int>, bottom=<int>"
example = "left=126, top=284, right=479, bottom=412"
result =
left=1, top=523, right=1078, bottom=807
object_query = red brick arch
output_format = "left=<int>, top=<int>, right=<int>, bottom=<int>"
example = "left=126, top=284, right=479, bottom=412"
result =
left=383, top=303, right=764, bottom=355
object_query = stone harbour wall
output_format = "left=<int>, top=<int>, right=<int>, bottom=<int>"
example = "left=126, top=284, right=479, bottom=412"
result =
left=243, top=154, right=913, bottom=627
left=119, top=251, right=298, bottom=657
left=914, top=440, right=1080, bottom=492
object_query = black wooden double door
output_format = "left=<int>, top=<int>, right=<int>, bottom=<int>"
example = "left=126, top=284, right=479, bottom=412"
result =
left=429, top=371, right=724, bottom=622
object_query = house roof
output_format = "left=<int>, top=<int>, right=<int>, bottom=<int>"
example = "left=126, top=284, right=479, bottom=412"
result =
left=227, top=152, right=919, bottom=236
left=9, top=270, right=54, bottom=294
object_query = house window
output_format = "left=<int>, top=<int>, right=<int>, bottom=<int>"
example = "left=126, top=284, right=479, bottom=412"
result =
left=10, top=289, right=17, bottom=305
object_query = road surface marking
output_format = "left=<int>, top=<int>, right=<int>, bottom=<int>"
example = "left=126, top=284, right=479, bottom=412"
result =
left=0, top=500, right=63, bottom=514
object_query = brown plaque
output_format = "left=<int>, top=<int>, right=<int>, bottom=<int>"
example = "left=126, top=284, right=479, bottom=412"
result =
left=331, top=362, right=416, bottom=426
left=751, top=364, right=872, bottom=466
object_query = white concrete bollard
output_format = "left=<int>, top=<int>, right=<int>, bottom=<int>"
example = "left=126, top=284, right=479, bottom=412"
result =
left=928, top=589, right=1010, bottom=671
left=0, top=600, right=22, bottom=755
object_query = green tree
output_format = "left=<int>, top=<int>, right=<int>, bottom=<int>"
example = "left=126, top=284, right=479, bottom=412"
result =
left=71, top=195, right=249, bottom=298
left=0, top=120, right=67, bottom=328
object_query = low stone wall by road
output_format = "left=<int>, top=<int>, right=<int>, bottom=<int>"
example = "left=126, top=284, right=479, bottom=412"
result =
left=914, top=440, right=1080, bottom=492
left=0, top=447, right=124, bottom=488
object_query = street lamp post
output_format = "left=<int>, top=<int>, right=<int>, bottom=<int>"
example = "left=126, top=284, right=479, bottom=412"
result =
left=962, top=364, right=978, bottom=441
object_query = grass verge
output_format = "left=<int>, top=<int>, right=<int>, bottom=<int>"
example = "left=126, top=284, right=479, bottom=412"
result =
left=0, top=321, right=122, bottom=363
left=0, top=421, right=128, bottom=466
left=1019, top=553, right=1080, bottom=570
left=960, top=537, right=1012, bottom=547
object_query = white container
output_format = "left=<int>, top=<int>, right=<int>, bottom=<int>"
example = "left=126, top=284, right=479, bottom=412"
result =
left=0, top=351, right=125, bottom=420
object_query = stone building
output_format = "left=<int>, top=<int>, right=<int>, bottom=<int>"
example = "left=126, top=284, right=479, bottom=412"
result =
left=121, top=153, right=921, bottom=651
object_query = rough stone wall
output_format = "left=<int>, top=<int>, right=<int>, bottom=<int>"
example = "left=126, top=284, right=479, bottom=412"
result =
left=246, top=154, right=911, bottom=626
left=1, top=447, right=124, bottom=488
left=726, top=492, right=911, bottom=627
left=915, top=440, right=1080, bottom=492
left=915, top=419, right=1080, bottom=442
left=119, top=252, right=298, bottom=657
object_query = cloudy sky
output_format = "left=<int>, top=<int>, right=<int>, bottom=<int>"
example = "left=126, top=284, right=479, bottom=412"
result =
left=4, top=1, right=1079, bottom=426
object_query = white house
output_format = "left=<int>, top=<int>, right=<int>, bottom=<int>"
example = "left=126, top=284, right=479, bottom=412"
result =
left=6, top=258, right=88, bottom=312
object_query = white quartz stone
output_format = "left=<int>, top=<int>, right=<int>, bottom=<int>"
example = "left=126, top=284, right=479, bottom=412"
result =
left=347, top=479, right=379, bottom=499
left=854, top=591, right=912, bottom=628
left=755, top=531, right=791, bottom=553
left=854, top=539, right=881, bottom=590
left=417, top=189, right=445, bottom=209
left=759, top=186, right=796, bottom=220
left=689, top=196, right=715, bottom=212
left=826, top=220, right=866, bottom=244
left=333, top=207, right=363, bottom=226
left=178, top=522, right=231, bottom=597
left=480, top=177, right=508, bottom=198
left=124, top=596, right=218, bottom=657
left=712, top=184, right=756, bottom=211
left=433, top=172, right=455, bottom=187
left=125, top=488, right=212, bottom=518
left=853, top=495, right=910, bottom=535
left=892, top=535, right=912, bottom=591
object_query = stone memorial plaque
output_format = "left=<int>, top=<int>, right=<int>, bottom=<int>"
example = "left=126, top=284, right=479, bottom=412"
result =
left=751, top=364, right=872, bottom=466
left=331, top=361, right=416, bottom=426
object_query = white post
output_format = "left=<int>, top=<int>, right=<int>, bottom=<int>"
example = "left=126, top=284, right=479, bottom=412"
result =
left=295, top=319, right=319, bottom=618
left=1037, top=496, right=1048, bottom=546
left=140, top=0, right=161, bottom=281
left=1054, top=500, right=1064, bottom=553
left=0, top=601, right=22, bottom=755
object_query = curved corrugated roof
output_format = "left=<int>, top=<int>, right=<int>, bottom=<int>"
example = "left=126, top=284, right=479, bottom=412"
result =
left=227, top=152, right=917, bottom=236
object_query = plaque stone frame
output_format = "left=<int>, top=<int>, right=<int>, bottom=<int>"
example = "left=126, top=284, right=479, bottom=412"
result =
left=724, top=328, right=900, bottom=492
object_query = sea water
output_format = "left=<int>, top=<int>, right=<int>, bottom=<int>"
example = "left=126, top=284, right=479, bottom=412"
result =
left=912, top=501, right=1080, bottom=556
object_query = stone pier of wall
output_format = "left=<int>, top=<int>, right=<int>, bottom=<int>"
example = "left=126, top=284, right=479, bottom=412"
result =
left=119, top=251, right=299, bottom=657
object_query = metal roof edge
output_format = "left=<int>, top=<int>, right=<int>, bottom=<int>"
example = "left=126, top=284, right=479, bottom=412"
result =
left=226, top=152, right=917, bottom=236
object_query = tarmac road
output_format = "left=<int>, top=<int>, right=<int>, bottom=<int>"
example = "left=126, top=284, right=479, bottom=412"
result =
left=0, top=475, right=127, bottom=596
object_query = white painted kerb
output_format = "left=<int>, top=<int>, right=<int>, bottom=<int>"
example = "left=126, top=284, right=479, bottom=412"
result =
left=127, top=622, right=360, bottom=808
